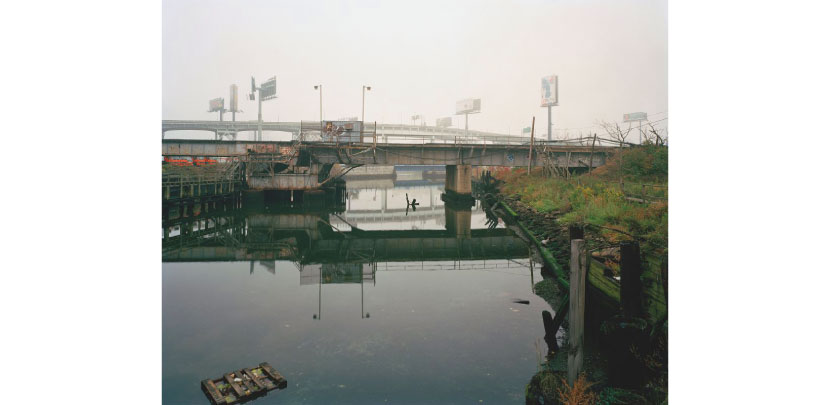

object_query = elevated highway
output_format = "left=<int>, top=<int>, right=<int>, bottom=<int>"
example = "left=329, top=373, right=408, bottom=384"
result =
left=161, top=120, right=601, bottom=146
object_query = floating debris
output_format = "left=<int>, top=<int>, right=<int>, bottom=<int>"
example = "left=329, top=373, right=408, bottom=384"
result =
left=201, top=362, right=287, bottom=404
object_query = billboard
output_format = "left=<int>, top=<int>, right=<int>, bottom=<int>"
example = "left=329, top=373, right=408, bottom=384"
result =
left=623, top=112, right=648, bottom=122
left=229, top=84, right=238, bottom=112
left=541, top=75, right=558, bottom=106
left=522, top=126, right=532, bottom=134
left=436, top=117, right=452, bottom=128
left=456, top=98, right=481, bottom=114
left=261, top=76, right=277, bottom=100
left=208, top=98, right=224, bottom=112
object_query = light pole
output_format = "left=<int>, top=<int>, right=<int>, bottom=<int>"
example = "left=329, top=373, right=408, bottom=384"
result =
left=362, top=85, right=371, bottom=123
left=313, top=84, right=323, bottom=122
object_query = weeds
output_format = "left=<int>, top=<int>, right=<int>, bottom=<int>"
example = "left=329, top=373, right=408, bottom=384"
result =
left=496, top=168, right=667, bottom=253
left=556, top=373, right=598, bottom=405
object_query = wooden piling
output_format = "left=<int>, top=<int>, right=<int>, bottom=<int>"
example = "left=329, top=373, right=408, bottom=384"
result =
left=620, top=241, right=644, bottom=319
left=568, top=224, right=584, bottom=241
left=568, top=239, right=587, bottom=385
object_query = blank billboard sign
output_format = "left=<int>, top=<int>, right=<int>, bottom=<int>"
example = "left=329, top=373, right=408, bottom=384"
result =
left=623, top=112, right=647, bottom=122
left=436, top=117, right=452, bottom=128
left=541, top=75, right=558, bottom=107
left=456, top=98, right=481, bottom=114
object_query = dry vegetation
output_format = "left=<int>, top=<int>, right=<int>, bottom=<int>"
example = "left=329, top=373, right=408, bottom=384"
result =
left=494, top=144, right=668, bottom=254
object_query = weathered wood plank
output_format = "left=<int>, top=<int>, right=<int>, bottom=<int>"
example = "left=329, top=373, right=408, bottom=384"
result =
left=224, top=373, right=246, bottom=398
left=260, top=362, right=288, bottom=389
left=243, top=368, right=267, bottom=390
left=568, top=239, right=587, bottom=385
left=201, top=379, right=226, bottom=405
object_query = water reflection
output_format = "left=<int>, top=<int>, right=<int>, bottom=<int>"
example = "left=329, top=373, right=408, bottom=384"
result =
left=163, top=181, right=551, bottom=404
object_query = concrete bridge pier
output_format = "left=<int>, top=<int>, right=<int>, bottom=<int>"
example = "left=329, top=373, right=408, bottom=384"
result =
left=444, top=205, right=472, bottom=238
left=445, top=165, right=472, bottom=196
left=443, top=164, right=476, bottom=206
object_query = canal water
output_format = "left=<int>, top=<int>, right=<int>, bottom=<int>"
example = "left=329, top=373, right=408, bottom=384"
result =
left=162, top=178, right=553, bottom=404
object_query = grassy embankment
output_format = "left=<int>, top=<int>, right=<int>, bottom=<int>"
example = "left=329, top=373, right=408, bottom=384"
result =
left=506, top=145, right=668, bottom=404
left=496, top=145, right=668, bottom=320
left=496, top=145, right=667, bottom=258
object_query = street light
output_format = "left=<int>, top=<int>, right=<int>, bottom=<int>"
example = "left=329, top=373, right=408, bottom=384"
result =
left=362, top=85, right=371, bottom=124
left=313, top=84, right=323, bottom=122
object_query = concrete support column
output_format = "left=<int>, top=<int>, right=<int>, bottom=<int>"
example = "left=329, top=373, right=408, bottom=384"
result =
left=444, top=205, right=472, bottom=238
left=445, top=164, right=472, bottom=196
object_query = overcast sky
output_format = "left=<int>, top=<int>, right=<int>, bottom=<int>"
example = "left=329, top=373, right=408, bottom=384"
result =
left=163, top=0, right=667, bottom=138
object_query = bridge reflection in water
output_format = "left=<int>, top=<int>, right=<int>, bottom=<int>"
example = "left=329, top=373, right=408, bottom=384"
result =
left=162, top=184, right=529, bottom=267
left=163, top=182, right=532, bottom=314
left=162, top=181, right=551, bottom=404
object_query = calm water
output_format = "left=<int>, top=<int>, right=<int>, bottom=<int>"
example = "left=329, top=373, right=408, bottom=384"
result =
left=163, top=180, right=553, bottom=404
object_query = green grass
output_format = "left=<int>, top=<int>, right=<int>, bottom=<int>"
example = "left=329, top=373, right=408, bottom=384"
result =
left=495, top=145, right=668, bottom=253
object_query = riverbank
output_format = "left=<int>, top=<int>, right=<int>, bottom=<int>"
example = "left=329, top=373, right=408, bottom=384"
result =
left=485, top=145, right=668, bottom=404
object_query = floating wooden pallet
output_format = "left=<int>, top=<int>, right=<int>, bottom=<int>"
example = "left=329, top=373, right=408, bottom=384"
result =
left=201, top=362, right=287, bottom=405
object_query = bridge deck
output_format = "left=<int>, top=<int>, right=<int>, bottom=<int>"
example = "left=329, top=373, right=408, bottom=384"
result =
left=162, top=140, right=614, bottom=168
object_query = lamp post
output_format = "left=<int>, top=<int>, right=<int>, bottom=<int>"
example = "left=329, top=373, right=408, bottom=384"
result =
left=313, top=84, right=323, bottom=122
left=362, top=85, right=371, bottom=123
left=362, top=85, right=371, bottom=140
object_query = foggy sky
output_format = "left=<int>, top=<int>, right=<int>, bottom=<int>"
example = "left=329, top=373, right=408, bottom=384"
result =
left=163, top=0, right=667, bottom=139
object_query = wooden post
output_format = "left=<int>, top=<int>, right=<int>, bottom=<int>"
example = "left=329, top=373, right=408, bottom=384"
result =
left=568, top=224, right=584, bottom=241
left=568, top=239, right=587, bottom=385
left=528, top=117, right=535, bottom=176
left=587, top=133, right=597, bottom=174
left=620, top=241, right=644, bottom=319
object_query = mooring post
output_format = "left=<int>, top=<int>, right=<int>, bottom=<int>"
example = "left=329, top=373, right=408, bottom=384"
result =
left=620, top=240, right=644, bottom=319
left=568, top=224, right=584, bottom=241
left=568, top=239, right=587, bottom=385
